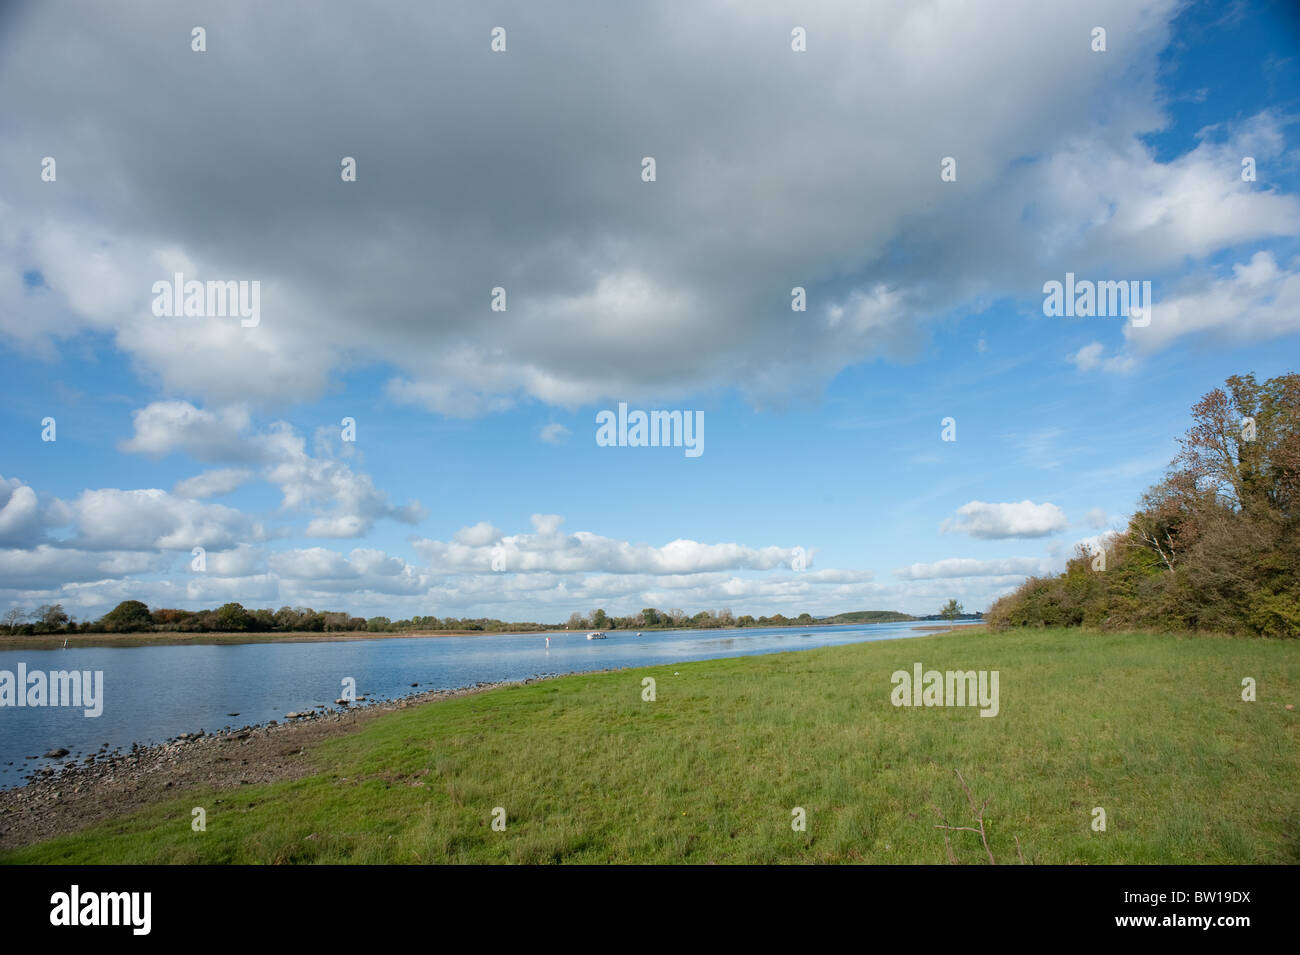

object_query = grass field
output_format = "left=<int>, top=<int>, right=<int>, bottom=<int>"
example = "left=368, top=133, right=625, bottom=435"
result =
left=4, top=627, right=1296, bottom=864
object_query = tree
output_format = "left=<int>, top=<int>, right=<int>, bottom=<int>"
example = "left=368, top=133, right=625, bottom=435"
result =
left=1129, top=471, right=1205, bottom=572
left=1173, top=373, right=1300, bottom=520
left=212, top=602, right=253, bottom=631
left=2, top=607, right=27, bottom=632
left=37, top=604, right=70, bottom=630
left=591, top=608, right=609, bottom=630
left=641, top=607, right=660, bottom=627
left=941, top=599, right=963, bottom=622
left=100, top=600, right=153, bottom=633
left=151, top=608, right=194, bottom=629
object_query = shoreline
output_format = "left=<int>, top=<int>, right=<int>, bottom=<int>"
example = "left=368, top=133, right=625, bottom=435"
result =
left=0, top=671, right=597, bottom=851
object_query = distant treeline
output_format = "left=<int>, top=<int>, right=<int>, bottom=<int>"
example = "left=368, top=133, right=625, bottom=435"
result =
left=0, top=601, right=555, bottom=635
left=988, top=373, right=1299, bottom=638
left=0, top=601, right=923, bottom=636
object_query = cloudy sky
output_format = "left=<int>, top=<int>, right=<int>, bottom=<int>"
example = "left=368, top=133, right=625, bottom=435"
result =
left=1, top=0, right=1298, bottom=622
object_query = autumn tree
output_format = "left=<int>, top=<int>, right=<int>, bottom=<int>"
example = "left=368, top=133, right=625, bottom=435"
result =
left=1173, top=373, right=1300, bottom=519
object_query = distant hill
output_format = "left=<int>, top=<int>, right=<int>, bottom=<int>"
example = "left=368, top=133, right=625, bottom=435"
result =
left=822, top=610, right=917, bottom=624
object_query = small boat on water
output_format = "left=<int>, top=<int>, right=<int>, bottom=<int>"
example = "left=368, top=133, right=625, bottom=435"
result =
left=586, top=631, right=607, bottom=640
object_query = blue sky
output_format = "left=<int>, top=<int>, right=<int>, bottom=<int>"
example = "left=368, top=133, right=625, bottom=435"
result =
left=1, top=0, right=1298, bottom=622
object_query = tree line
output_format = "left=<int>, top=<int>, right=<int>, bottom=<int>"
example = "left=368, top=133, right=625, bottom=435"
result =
left=568, top=607, right=817, bottom=631
left=1, top=602, right=941, bottom=636
left=987, top=373, right=1299, bottom=637
left=0, top=601, right=556, bottom=635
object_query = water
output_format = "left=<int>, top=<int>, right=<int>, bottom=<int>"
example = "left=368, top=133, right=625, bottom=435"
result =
left=0, top=621, right=958, bottom=786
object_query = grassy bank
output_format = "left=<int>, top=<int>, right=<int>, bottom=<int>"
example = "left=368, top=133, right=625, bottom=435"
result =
left=4, top=627, right=1296, bottom=864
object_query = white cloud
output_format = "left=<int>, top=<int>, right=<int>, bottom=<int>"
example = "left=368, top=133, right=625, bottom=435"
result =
left=0, top=546, right=164, bottom=590
left=122, top=401, right=425, bottom=538
left=267, top=547, right=359, bottom=580
left=892, top=557, right=1056, bottom=580
left=266, top=547, right=426, bottom=595
left=530, top=514, right=565, bottom=535
left=348, top=548, right=407, bottom=576
left=120, top=402, right=253, bottom=460
left=174, top=468, right=255, bottom=499
left=415, top=517, right=812, bottom=576
left=1127, top=251, right=1300, bottom=353
left=204, top=545, right=265, bottom=577
left=0, top=477, right=44, bottom=546
left=454, top=521, right=503, bottom=547
left=1069, top=341, right=1104, bottom=371
left=941, top=500, right=1069, bottom=539
left=264, top=424, right=426, bottom=537
left=539, top=423, right=571, bottom=445
left=64, top=488, right=266, bottom=551
left=1068, top=341, right=1137, bottom=374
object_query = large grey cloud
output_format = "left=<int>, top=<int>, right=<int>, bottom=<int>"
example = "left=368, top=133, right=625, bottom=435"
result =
left=4, top=0, right=1295, bottom=415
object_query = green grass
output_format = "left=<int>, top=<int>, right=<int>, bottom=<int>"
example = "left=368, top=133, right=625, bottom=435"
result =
left=4, top=627, right=1296, bottom=864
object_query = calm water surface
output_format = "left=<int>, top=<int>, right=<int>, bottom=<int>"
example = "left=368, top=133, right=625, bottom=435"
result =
left=0, top=621, right=958, bottom=787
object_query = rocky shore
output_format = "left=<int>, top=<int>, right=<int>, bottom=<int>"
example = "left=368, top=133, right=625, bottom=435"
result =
left=0, top=677, right=549, bottom=851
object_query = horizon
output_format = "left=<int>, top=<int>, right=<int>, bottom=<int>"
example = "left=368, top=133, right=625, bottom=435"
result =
left=37, top=601, right=966, bottom=629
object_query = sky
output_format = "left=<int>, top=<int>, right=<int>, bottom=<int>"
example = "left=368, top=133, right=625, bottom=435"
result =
left=1, top=0, right=1298, bottom=623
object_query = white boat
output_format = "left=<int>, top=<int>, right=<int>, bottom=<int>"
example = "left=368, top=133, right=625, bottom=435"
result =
left=586, top=631, right=607, bottom=640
